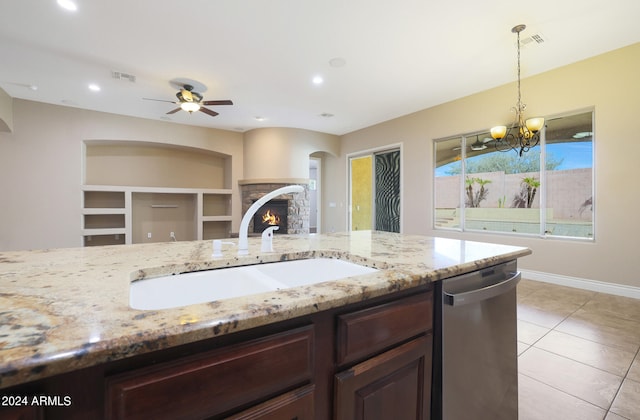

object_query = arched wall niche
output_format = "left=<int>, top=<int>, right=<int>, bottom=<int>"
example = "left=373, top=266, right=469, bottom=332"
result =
left=84, top=139, right=232, bottom=189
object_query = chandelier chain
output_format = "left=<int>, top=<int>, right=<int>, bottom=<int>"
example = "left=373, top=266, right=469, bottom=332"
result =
left=517, top=29, right=522, bottom=114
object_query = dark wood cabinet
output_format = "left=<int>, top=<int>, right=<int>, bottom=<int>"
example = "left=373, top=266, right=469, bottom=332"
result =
left=0, top=287, right=433, bottom=420
left=105, top=326, right=314, bottom=420
left=336, top=292, right=432, bottom=366
left=334, top=335, right=432, bottom=420
left=226, top=384, right=315, bottom=420
left=333, top=291, right=433, bottom=420
left=0, top=405, right=43, bottom=420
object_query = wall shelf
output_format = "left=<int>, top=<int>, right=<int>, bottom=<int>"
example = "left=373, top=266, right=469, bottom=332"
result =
left=82, top=227, right=126, bottom=236
left=202, top=216, right=233, bottom=222
left=82, top=208, right=127, bottom=215
left=82, top=185, right=233, bottom=246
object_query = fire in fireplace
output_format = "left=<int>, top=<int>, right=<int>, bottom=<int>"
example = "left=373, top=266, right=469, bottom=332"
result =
left=253, top=199, right=288, bottom=234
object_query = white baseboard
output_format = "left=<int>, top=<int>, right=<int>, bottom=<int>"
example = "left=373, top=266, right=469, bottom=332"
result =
left=520, top=269, right=640, bottom=300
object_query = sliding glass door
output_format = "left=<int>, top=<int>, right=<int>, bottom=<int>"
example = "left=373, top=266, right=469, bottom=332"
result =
left=349, top=148, right=401, bottom=233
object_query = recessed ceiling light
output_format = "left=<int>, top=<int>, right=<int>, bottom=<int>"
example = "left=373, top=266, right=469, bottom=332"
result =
left=320, top=113, right=334, bottom=118
left=329, top=57, right=346, bottom=68
left=312, top=76, right=324, bottom=85
left=88, top=83, right=101, bottom=92
left=57, top=0, right=78, bottom=11
left=255, top=116, right=266, bottom=122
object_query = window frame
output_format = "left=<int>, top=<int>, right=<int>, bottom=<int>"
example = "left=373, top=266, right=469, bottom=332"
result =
left=433, top=109, right=595, bottom=241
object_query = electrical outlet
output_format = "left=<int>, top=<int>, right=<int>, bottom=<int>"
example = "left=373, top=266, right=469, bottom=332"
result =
left=147, top=232, right=152, bottom=239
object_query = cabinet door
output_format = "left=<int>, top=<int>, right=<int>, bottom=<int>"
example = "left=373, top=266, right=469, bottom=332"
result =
left=334, top=335, right=432, bottom=420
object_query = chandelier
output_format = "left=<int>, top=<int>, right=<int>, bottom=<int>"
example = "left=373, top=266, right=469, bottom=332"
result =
left=490, top=24, right=544, bottom=156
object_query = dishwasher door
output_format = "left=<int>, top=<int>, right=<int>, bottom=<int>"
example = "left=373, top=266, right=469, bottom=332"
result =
left=434, top=260, right=521, bottom=420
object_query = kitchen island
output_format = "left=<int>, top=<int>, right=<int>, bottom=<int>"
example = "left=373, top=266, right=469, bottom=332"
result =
left=0, top=231, right=530, bottom=419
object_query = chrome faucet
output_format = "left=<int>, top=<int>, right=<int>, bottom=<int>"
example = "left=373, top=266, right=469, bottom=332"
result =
left=237, top=185, right=304, bottom=255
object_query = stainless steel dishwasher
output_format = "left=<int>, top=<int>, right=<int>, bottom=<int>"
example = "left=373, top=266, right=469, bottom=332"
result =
left=431, top=260, right=521, bottom=420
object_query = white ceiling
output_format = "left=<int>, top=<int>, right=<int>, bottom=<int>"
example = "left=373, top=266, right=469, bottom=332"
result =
left=1, top=0, right=639, bottom=135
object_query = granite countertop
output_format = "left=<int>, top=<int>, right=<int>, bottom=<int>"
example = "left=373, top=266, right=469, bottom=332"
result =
left=0, top=231, right=531, bottom=389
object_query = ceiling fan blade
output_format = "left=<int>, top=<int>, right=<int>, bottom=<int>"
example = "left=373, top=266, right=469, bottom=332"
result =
left=166, top=108, right=181, bottom=114
left=202, top=100, right=233, bottom=106
left=199, top=107, right=219, bottom=117
left=143, top=98, right=177, bottom=104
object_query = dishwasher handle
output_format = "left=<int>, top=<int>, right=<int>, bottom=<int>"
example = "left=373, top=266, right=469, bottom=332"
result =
left=443, top=271, right=521, bottom=306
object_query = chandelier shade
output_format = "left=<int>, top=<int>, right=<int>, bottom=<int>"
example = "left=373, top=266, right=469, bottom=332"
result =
left=491, top=24, right=544, bottom=156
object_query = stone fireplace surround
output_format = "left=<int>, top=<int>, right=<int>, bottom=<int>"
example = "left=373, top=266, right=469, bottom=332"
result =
left=239, top=179, right=310, bottom=235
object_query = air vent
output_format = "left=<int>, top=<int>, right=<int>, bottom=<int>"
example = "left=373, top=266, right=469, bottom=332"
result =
left=111, top=71, right=136, bottom=82
left=531, top=34, right=545, bottom=44
left=519, top=33, right=546, bottom=47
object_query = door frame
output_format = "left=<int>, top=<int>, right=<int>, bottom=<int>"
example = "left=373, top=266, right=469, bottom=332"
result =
left=309, top=156, right=322, bottom=233
left=346, top=143, right=403, bottom=233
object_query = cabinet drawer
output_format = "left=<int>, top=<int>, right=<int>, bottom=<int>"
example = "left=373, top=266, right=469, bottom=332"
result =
left=105, top=325, right=314, bottom=420
left=226, top=384, right=315, bottom=420
left=337, top=292, right=432, bottom=366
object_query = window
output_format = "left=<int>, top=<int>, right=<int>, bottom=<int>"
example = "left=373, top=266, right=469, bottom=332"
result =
left=434, top=110, right=594, bottom=239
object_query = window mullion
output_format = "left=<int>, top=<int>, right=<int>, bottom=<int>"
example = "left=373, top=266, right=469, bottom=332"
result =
left=460, top=136, right=467, bottom=232
left=539, top=126, right=547, bottom=237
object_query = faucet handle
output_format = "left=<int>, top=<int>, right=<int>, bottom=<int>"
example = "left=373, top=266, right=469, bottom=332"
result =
left=261, top=226, right=279, bottom=253
left=212, top=240, right=235, bottom=258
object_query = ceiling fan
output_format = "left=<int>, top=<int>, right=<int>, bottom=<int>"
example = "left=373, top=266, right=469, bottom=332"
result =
left=144, top=84, right=233, bottom=117
left=452, top=137, right=495, bottom=151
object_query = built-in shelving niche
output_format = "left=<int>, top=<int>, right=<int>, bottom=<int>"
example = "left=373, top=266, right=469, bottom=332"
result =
left=82, top=141, right=233, bottom=246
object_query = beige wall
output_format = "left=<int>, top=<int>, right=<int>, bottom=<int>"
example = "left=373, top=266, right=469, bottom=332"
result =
left=0, top=88, right=12, bottom=132
left=86, top=142, right=230, bottom=189
left=243, top=127, right=340, bottom=179
left=326, top=42, right=640, bottom=288
left=131, top=193, right=197, bottom=243
left=0, top=100, right=243, bottom=251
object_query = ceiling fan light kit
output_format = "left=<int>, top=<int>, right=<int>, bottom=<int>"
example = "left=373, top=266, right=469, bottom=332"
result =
left=180, top=102, right=201, bottom=113
left=490, top=24, right=544, bottom=157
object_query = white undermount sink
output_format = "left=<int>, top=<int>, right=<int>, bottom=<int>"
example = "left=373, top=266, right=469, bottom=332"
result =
left=130, top=258, right=378, bottom=310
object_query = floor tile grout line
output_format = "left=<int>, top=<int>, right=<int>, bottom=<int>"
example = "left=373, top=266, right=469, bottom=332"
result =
left=551, top=295, right=640, bottom=361
left=614, top=346, right=640, bottom=396
left=521, top=345, right=626, bottom=385
left=516, top=313, right=564, bottom=331
left=540, top=327, right=640, bottom=355
left=605, top=373, right=633, bottom=418
left=518, top=371, right=610, bottom=413
left=517, top=281, right=640, bottom=420
left=519, top=294, right=640, bottom=352
left=536, top=325, right=640, bottom=373
left=552, top=286, right=640, bottom=324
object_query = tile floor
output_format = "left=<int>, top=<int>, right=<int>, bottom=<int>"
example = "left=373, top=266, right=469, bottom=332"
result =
left=517, top=279, right=640, bottom=420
